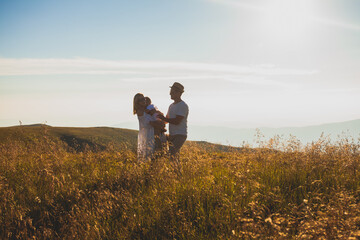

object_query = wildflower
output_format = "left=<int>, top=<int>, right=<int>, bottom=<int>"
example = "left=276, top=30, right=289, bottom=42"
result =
left=35, top=196, right=41, bottom=203
left=265, top=217, right=272, bottom=224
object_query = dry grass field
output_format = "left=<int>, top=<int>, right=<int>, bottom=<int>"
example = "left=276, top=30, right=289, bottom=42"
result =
left=0, top=125, right=359, bottom=239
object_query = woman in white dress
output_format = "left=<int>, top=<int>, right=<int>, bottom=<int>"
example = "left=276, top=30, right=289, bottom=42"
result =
left=133, top=93, right=155, bottom=162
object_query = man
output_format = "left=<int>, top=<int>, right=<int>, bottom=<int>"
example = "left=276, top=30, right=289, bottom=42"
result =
left=159, top=82, right=189, bottom=161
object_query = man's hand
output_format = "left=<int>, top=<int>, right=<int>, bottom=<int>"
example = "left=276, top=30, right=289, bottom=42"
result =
left=158, top=114, right=166, bottom=121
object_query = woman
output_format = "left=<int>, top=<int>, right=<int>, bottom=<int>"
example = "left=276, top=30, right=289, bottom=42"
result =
left=133, top=93, right=155, bottom=162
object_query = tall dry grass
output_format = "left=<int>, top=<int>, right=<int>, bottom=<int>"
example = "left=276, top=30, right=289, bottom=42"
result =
left=0, top=133, right=359, bottom=239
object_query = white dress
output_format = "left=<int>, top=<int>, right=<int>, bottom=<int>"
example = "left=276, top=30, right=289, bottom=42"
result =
left=137, top=113, right=155, bottom=162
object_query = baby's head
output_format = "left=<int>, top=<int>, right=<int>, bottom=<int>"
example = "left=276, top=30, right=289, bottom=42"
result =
left=145, top=97, right=152, bottom=106
left=146, top=104, right=157, bottom=115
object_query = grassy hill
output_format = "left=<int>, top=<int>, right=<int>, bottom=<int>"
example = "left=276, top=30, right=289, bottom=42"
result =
left=0, top=124, right=138, bottom=152
left=1, top=124, right=359, bottom=239
left=0, top=124, right=241, bottom=153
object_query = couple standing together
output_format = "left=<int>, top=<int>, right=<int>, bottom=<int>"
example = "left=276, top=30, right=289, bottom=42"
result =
left=133, top=82, right=189, bottom=162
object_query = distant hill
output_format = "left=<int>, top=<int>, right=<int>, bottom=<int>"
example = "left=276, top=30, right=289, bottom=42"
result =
left=188, top=119, right=360, bottom=147
left=0, top=125, right=240, bottom=152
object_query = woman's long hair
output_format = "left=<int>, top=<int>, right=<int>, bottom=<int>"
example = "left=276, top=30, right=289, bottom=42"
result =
left=133, top=93, right=145, bottom=115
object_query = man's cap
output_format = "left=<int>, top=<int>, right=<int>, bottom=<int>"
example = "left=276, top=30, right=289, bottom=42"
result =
left=170, top=82, right=184, bottom=93
left=146, top=104, right=156, bottom=111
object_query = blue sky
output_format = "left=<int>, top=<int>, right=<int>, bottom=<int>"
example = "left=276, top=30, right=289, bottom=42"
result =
left=0, top=0, right=228, bottom=60
left=1, top=0, right=360, bottom=128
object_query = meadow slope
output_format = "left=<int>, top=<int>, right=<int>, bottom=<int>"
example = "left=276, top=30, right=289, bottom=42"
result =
left=0, top=125, right=359, bottom=239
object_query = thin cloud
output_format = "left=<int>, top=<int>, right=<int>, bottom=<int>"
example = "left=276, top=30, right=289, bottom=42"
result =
left=313, top=17, right=360, bottom=31
left=207, top=0, right=264, bottom=12
left=0, top=57, right=317, bottom=77
left=318, top=88, right=360, bottom=93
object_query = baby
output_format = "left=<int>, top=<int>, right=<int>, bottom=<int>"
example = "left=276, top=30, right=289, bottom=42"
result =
left=145, top=102, right=167, bottom=151
left=145, top=96, right=152, bottom=107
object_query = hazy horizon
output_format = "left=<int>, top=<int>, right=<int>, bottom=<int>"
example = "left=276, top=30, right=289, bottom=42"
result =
left=1, top=0, right=360, bottom=128
left=3, top=117, right=359, bottom=130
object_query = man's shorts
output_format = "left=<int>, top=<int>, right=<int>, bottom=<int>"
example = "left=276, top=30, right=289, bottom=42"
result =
left=168, top=134, right=187, bottom=156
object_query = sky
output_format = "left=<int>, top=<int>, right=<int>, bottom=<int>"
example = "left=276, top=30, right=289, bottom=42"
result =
left=0, top=0, right=359, bottom=129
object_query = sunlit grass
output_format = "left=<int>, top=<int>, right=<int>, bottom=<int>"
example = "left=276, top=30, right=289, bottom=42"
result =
left=0, top=131, right=359, bottom=239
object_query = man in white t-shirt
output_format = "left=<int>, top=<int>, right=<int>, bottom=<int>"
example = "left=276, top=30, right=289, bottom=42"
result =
left=159, top=82, right=189, bottom=161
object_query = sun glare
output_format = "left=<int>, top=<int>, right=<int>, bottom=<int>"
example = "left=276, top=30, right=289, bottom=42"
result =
left=260, top=0, right=317, bottom=44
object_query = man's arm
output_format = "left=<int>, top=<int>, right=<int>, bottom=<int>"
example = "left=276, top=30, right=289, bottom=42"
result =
left=158, top=114, right=184, bottom=125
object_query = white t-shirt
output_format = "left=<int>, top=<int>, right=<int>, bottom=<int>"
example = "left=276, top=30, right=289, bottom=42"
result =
left=167, top=100, right=189, bottom=136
